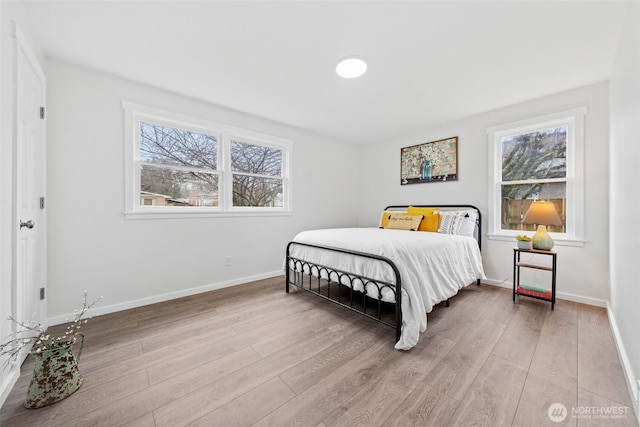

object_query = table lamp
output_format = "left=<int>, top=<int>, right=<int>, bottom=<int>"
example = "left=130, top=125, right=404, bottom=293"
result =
left=522, top=200, right=563, bottom=250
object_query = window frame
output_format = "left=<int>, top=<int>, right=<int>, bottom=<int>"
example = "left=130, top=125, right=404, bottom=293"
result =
left=486, top=107, right=586, bottom=246
left=123, top=101, right=292, bottom=219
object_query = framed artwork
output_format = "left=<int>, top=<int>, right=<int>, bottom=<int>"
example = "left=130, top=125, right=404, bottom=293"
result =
left=400, top=136, right=458, bottom=185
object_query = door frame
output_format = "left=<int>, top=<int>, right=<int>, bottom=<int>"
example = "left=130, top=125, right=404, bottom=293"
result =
left=11, top=20, right=47, bottom=356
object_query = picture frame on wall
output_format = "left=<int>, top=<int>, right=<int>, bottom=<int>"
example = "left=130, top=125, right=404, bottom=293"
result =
left=400, top=136, right=458, bottom=185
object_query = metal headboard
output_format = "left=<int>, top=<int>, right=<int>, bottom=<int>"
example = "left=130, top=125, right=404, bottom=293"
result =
left=383, top=204, right=482, bottom=251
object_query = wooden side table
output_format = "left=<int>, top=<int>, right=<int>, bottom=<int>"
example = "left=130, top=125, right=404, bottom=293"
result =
left=513, top=248, right=557, bottom=310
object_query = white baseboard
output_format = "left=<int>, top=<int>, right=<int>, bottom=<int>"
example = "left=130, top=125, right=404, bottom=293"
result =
left=0, top=367, right=20, bottom=410
left=481, top=279, right=607, bottom=307
left=606, top=302, right=640, bottom=424
left=46, top=270, right=284, bottom=326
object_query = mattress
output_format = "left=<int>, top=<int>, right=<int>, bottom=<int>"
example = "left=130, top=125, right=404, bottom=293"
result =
left=288, top=227, right=486, bottom=350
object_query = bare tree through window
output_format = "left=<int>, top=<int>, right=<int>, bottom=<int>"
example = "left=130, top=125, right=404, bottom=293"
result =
left=500, top=127, right=567, bottom=231
left=138, top=122, right=285, bottom=208
left=230, top=140, right=283, bottom=207
left=139, top=122, right=219, bottom=206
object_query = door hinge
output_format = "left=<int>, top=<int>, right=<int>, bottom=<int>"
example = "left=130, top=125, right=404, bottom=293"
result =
left=40, top=197, right=45, bottom=209
left=40, top=107, right=45, bottom=119
left=39, top=287, right=45, bottom=300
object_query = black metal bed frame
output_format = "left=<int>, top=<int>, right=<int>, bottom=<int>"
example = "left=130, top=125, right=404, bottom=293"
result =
left=285, top=205, right=482, bottom=345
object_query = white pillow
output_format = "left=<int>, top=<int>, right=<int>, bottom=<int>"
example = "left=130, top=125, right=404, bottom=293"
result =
left=438, top=210, right=477, bottom=237
left=457, top=210, right=478, bottom=237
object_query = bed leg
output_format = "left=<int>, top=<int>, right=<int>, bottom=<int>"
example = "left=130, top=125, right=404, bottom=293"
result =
left=285, top=266, right=290, bottom=293
left=476, top=279, right=481, bottom=286
left=445, top=298, right=450, bottom=307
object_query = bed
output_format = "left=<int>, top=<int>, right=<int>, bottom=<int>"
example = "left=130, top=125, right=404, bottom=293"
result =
left=285, top=205, right=486, bottom=350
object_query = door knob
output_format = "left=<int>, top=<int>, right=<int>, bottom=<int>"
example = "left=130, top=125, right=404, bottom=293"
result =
left=20, top=220, right=34, bottom=229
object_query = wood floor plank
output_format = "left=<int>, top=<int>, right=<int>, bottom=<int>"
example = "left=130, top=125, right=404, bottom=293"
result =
left=577, top=304, right=612, bottom=346
left=251, top=338, right=397, bottom=427
left=79, top=341, right=145, bottom=374
left=480, top=286, right=520, bottom=326
left=248, top=307, right=353, bottom=359
left=446, top=355, right=528, bottom=427
left=82, top=326, right=236, bottom=391
left=278, top=323, right=388, bottom=395
left=529, top=335, right=578, bottom=390
left=423, top=317, right=506, bottom=401
left=425, top=285, right=501, bottom=341
left=576, top=387, right=638, bottom=427
left=491, top=303, right=546, bottom=368
left=511, top=372, right=577, bottom=427
left=121, top=413, right=156, bottom=427
left=540, top=299, right=578, bottom=345
left=187, top=377, right=296, bottom=427
left=153, top=328, right=339, bottom=427
left=139, top=318, right=237, bottom=354
left=62, top=346, right=262, bottom=426
left=577, top=341, right=633, bottom=407
left=381, top=383, right=460, bottom=427
left=2, top=369, right=150, bottom=427
left=321, top=334, right=456, bottom=426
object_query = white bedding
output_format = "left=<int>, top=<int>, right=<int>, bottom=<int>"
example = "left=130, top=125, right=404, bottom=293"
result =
left=288, top=227, right=486, bottom=350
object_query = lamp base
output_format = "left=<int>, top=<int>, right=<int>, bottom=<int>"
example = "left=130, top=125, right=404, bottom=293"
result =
left=531, top=225, right=554, bottom=250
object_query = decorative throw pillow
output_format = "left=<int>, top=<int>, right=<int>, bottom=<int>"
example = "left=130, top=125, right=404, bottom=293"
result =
left=438, top=210, right=477, bottom=236
left=407, top=206, right=440, bottom=232
left=438, top=211, right=462, bottom=234
left=382, top=213, right=424, bottom=231
left=378, top=211, right=407, bottom=228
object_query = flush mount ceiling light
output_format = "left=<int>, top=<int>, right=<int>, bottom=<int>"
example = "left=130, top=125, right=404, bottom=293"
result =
left=336, top=57, right=367, bottom=79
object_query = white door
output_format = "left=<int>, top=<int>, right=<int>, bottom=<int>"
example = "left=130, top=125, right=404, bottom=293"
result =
left=13, top=23, right=46, bottom=333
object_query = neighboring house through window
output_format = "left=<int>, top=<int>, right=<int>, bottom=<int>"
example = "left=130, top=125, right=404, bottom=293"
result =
left=123, top=102, right=292, bottom=219
left=486, top=107, right=586, bottom=245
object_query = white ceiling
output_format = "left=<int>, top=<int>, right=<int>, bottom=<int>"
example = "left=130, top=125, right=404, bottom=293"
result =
left=21, top=1, right=627, bottom=144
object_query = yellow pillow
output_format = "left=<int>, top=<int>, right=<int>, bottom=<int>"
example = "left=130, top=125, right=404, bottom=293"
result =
left=383, top=213, right=424, bottom=231
left=407, top=206, right=440, bottom=232
left=379, top=211, right=407, bottom=228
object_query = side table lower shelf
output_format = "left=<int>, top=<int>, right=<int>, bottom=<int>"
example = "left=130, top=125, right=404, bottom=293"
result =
left=513, top=248, right=557, bottom=310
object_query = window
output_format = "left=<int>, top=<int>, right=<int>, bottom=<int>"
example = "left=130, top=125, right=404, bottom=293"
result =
left=487, top=107, right=586, bottom=245
left=123, top=102, right=292, bottom=218
left=140, top=121, right=220, bottom=208
left=230, top=139, right=284, bottom=208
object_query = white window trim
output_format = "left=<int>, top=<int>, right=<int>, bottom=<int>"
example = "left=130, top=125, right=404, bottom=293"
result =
left=123, top=101, right=293, bottom=219
left=486, top=107, right=587, bottom=246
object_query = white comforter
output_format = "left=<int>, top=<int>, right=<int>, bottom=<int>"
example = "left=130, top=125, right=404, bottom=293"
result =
left=288, top=228, right=485, bottom=350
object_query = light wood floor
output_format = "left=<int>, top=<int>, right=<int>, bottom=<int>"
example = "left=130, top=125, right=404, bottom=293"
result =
left=1, top=277, right=637, bottom=426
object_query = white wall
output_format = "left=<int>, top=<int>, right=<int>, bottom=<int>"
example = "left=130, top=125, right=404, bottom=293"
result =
left=45, top=60, right=360, bottom=321
left=0, top=0, right=47, bottom=408
left=609, top=0, right=640, bottom=416
left=357, top=82, right=610, bottom=306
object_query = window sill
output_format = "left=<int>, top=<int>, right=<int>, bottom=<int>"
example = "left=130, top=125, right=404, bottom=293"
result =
left=123, top=210, right=293, bottom=220
left=487, top=233, right=585, bottom=248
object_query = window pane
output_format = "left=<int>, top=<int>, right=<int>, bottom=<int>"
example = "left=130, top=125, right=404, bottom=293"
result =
left=501, top=127, right=566, bottom=181
left=140, top=122, right=217, bottom=169
left=230, top=140, right=282, bottom=176
left=140, top=165, right=218, bottom=207
left=232, top=175, right=283, bottom=207
left=501, top=182, right=565, bottom=232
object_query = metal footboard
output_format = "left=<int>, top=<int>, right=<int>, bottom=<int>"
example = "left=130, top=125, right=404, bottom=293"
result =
left=286, top=241, right=402, bottom=343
